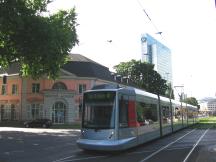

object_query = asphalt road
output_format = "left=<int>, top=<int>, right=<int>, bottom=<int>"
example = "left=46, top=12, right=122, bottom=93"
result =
left=1, top=126, right=216, bottom=162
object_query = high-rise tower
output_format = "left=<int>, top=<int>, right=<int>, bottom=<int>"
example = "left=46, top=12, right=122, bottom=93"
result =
left=141, top=33, right=172, bottom=83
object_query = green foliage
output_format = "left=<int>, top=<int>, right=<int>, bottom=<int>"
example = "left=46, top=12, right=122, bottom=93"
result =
left=0, top=0, right=78, bottom=79
left=114, top=60, right=168, bottom=96
left=193, top=117, right=216, bottom=129
left=183, top=97, right=199, bottom=107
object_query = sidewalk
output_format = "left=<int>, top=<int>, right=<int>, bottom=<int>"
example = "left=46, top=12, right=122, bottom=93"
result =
left=0, top=121, right=81, bottom=129
left=0, top=127, right=80, bottom=134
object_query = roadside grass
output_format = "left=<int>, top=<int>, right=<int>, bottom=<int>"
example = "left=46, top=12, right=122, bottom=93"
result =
left=193, top=117, right=216, bottom=129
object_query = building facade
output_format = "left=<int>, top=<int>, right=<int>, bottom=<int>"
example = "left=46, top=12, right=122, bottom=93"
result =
left=199, top=98, right=216, bottom=115
left=0, top=54, right=114, bottom=123
left=207, top=100, right=216, bottom=115
left=199, top=102, right=208, bottom=112
left=141, top=33, right=172, bottom=83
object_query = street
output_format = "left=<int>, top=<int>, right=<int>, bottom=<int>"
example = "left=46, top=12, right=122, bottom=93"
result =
left=1, top=127, right=216, bottom=162
left=0, top=128, right=80, bottom=162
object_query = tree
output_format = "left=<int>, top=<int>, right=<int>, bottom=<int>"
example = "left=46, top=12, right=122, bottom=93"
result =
left=148, top=70, right=168, bottom=95
left=183, top=97, right=199, bottom=107
left=114, top=60, right=168, bottom=96
left=0, top=0, right=78, bottom=79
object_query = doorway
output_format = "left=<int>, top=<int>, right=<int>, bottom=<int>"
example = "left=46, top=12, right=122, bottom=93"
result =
left=52, top=101, right=66, bottom=124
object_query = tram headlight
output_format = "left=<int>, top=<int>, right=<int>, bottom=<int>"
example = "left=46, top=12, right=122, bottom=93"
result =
left=108, top=131, right=114, bottom=139
left=81, top=130, right=85, bottom=136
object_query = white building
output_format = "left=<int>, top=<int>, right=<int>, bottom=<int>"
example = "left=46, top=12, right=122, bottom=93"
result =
left=199, top=98, right=216, bottom=114
left=199, top=102, right=208, bottom=112
left=207, top=100, right=216, bottom=114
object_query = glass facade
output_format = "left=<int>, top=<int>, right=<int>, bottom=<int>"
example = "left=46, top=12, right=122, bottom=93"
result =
left=141, top=33, right=172, bottom=83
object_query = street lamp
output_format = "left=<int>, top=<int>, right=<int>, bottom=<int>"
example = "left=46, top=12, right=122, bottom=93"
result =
left=174, top=85, right=184, bottom=126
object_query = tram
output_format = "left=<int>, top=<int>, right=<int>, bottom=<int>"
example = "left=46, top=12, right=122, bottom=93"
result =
left=76, top=84, right=198, bottom=151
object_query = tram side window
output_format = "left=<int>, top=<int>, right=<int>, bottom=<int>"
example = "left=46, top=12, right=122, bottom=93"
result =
left=162, top=106, right=171, bottom=124
left=174, top=107, right=181, bottom=119
left=119, top=95, right=128, bottom=128
left=182, top=107, right=187, bottom=120
left=136, top=102, right=158, bottom=126
left=171, top=107, right=181, bottom=123
left=188, top=110, right=193, bottom=118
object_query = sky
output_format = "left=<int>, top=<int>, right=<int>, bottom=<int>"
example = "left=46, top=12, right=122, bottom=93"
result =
left=47, top=0, right=216, bottom=100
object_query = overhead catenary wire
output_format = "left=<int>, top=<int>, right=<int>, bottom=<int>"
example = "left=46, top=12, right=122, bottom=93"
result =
left=136, top=0, right=163, bottom=38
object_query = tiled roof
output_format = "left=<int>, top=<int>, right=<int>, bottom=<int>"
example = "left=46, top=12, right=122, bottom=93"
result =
left=68, top=54, right=96, bottom=63
left=62, top=54, right=113, bottom=81
left=0, top=54, right=114, bottom=81
left=0, top=63, right=20, bottom=75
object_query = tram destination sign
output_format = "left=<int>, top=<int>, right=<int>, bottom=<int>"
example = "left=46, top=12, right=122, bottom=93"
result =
left=84, top=91, right=116, bottom=102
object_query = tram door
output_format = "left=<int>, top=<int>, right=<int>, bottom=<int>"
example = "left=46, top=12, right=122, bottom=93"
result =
left=118, top=94, right=137, bottom=142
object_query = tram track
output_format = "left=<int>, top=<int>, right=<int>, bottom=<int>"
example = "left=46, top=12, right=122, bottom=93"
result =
left=182, top=129, right=209, bottom=162
left=138, top=128, right=197, bottom=162
left=138, top=127, right=211, bottom=162
left=52, top=128, right=204, bottom=162
left=51, top=125, right=213, bottom=162
left=48, top=129, right=211, bottom=162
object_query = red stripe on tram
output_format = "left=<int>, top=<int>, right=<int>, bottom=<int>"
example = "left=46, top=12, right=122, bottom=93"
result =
left=128, top=101, right=138, bottom=127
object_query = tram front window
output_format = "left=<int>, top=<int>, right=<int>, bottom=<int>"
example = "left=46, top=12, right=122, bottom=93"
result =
left=83, top=91, right=116, bottom=129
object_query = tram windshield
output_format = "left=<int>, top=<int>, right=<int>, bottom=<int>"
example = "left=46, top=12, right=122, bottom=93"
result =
left=82, top=91, right=116, bottom=129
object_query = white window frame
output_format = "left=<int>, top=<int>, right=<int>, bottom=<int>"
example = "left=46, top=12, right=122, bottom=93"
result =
left=12, top=84, right=18, bottom=95
left=27, top=104, right=43, bottom=120
left=78, top=84, right=86, bottom=94
left=32, top=83, right=40, bottom=93
left=1, top=85, right=7, bottom=95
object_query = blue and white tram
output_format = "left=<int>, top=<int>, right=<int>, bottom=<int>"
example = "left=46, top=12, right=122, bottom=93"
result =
left=76, top=84, right=198, bottom=151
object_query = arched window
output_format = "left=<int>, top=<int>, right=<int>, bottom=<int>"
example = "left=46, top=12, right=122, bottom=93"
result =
left=52, top=82, right=67, bottom=90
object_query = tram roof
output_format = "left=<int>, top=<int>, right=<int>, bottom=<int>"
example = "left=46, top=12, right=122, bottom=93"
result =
left=89, top=84, right=198, bottom=110
left=91, top=84, right=161, bottom=100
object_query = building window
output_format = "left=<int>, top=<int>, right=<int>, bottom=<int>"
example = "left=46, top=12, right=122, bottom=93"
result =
left=31, top=104, right=39, bottom=119
left=32, top=83, right=40, bottom=93
left=1, top=105, right=4, bottom=121
left=78, top=84, right=86, bottom=94
left=27, top=104, right=42, bottom=119
left=52, top=82, right=67, bottom=90
left=0, top=105, right=11, bottom=120
left=12, top=84, right=18, bottom=95
left=11, top=104, right=16, bottom=120
left=1, top=85, right=7, bottom=95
